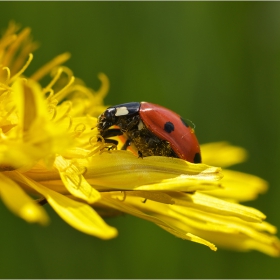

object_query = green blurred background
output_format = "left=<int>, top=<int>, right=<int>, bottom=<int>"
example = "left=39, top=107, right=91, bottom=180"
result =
left=1, top=2, right=280, bottom=278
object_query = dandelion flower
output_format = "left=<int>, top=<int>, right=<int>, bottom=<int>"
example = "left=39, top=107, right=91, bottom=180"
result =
left=0, top=22, right=279, bottom=257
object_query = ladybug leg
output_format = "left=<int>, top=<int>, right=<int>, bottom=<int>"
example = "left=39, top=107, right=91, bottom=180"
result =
left=121, top=139, right=131, bottom=150
left=37, top=197, right=48, bottom=206
left=101, top=129, right=123, bottom=138
left=102, top=138, right=119, bottom=146
left=98, top=128, right=123, bottom=146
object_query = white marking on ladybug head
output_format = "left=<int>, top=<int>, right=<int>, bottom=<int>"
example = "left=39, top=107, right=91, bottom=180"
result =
left=138, top=119, right=144, bottom=130
left=115, top=107, right=129, bottom=116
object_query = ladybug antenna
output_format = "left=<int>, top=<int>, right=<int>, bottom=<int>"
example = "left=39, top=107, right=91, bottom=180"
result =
left=186, top=118, right=196, bottom=130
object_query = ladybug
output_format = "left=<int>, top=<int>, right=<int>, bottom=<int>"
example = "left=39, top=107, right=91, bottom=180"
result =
left=97, top=102, right=201, bottom=163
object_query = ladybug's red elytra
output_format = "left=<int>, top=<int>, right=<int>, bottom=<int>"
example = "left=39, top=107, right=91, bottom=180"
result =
left=97, top=102, right=201, bottom=163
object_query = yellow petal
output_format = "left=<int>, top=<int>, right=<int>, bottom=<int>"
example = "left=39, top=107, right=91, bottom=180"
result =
left=12, top=78, right=47, bottom=131
left=201, top=142, right=248, bottom=167
left=122, top=191, right=175, bottom=204
left=0, top=173, right=49, bottom=225
left=54, top=155, right=101, bottom=204
left=100, top=193, right=217, bottom=250
left=195, top=228, right=280, bottom=257
left=134, top=175, right=221, bottom=192
left=171, top=192, right=266, bottom=223
left=202, top=169, right=268, bottom=202
left=165, top=207, right=280, bottom=257
left=168, top=204, right=276, bottom=245
left=158, top=224, right=217, bottom=251
left=81, top=150, right=222, bottom=191
left=100, top=193, right=280, bottom=256
left=185, top=232, right=217, bottom=251
left=10, top=171, right=117, bottom=239
left=1, top=79, right=73, bottom=169
left=100, top=193, right=218, bottom=250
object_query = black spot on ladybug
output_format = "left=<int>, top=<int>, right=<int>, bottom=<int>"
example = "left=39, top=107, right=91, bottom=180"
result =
left=180, top=117, right=189, bottom=128
left=193, top=153, right=202, bottom=163
left=164, top=121, right=175, bottom=133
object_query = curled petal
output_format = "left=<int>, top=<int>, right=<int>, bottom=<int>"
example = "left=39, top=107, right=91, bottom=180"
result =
left=54, top=155, right=101, bottom=204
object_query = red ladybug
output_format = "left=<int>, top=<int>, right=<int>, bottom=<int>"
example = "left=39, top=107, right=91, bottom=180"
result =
left=97, top=102, right=201, bottom=163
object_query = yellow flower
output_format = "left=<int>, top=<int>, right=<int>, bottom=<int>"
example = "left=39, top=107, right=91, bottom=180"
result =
left=0, top=22, right=115, bottom=239
left=0, top=22, right=279, bottom=257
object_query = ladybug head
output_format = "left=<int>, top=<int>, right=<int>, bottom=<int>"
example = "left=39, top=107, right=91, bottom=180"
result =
left=97, top=107, right=117, bottom=131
